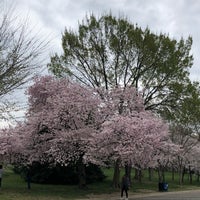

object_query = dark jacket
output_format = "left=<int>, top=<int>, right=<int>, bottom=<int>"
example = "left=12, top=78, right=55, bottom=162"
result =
left=121, top=175, right=129, bottom=189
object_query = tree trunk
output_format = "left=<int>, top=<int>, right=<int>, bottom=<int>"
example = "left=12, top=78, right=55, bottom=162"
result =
left=77, top=159, right=87, bottom=189
left=189, top=171, right=193, bottom=184
left=134, top=168, right=140, bottom=180
left=178, top=167, right=184, bottom=185
left=148, top=168, right=153, bottom=181
left=196, top=171, right=200, bottom=182
left=138, top=169, right=142, bottom=183
left=181, top=166, right=186, bottom=184
left=157, top=167, right=163, bottom=183
left=112, top=159, right=120, bottom=188
left=171, top=167, right=175, bottom=181
left=161, top=168, right=165, bottom=182
left=125, top=164, right=132, bottom=185
left=189, top=167, right=193, bottom=184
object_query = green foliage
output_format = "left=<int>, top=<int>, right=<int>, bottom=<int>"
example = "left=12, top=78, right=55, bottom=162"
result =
left=48, top=13, right=195, bottom=120
left=168, top=81, right=200, bottom=137
left=14, top=162, right=106, bottom=185
left=1, top=166, right=200, bottom=200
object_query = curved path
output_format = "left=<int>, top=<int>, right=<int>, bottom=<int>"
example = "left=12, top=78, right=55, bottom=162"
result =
left=77, top=189, right=200, bottom=200
left=128, top=190, right=200, bottom=200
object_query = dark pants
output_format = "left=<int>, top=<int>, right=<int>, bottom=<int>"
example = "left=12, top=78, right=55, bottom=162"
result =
left=121, top=186, right=128, bottom=198
left=27, top=176, right=31, bottom=189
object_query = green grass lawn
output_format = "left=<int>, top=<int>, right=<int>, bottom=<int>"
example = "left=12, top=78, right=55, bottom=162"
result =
left=0, top=166, right=200, bottom=200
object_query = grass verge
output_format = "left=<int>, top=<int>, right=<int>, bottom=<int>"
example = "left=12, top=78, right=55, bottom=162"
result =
left=0, top=166, right=200, bottom=200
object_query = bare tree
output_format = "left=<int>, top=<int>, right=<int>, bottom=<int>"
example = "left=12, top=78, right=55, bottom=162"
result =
left=0, top=3, right=47, bottom=123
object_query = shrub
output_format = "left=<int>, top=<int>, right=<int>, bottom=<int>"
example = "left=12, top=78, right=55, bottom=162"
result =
left=14, top=162, right=106, bottom=185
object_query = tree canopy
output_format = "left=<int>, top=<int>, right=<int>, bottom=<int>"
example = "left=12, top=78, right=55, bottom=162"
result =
left=5, top=76, right=176, bottom=188
left=48, top=13, right=194, bottom=117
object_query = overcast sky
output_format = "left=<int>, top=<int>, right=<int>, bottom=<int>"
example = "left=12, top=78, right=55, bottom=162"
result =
left=13, top=0, right=200, bottom=79
left=1, top=0, right=200, bottom=127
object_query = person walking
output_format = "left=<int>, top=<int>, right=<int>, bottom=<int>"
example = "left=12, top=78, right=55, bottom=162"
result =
left=120, top=174, right=129, bottom=200
left=26, top=168, right=31, bottom=189
left=0, top=165, right=3, bottom=189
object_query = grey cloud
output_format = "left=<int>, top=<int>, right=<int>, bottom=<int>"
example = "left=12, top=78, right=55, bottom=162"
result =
left=12, top=0, right=200, bottom=80
left=1, top=0, right=199, bottom=127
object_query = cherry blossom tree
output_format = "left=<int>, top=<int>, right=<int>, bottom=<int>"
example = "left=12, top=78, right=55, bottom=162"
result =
left=0, top=126, right=23, bottom=164
left=7, top=76, right=176, bottom=189
left=84, top=87, right=174, bottom=187
left=13, top=76, right=106, bottom=188
left=0, top=128, right=12, bottom=163
left=191, top=143, right=200, bottom=182
left=170, top=124, right=199, bottom=185
left=86, top=111, right=172, bottom=186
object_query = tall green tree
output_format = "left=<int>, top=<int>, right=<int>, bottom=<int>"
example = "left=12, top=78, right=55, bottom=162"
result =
left=48, top=13, right=197, bottom=188
left=168, top=81, right=200, bottom=184
left=169, top=81, right=200, bottom=137
left=48, top=13, right=194, bottom=116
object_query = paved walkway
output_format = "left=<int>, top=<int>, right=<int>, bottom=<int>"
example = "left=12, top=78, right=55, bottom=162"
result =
left=128, top=190, right=200, bottom=200
left=76, top=189, right=200, bottom=200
